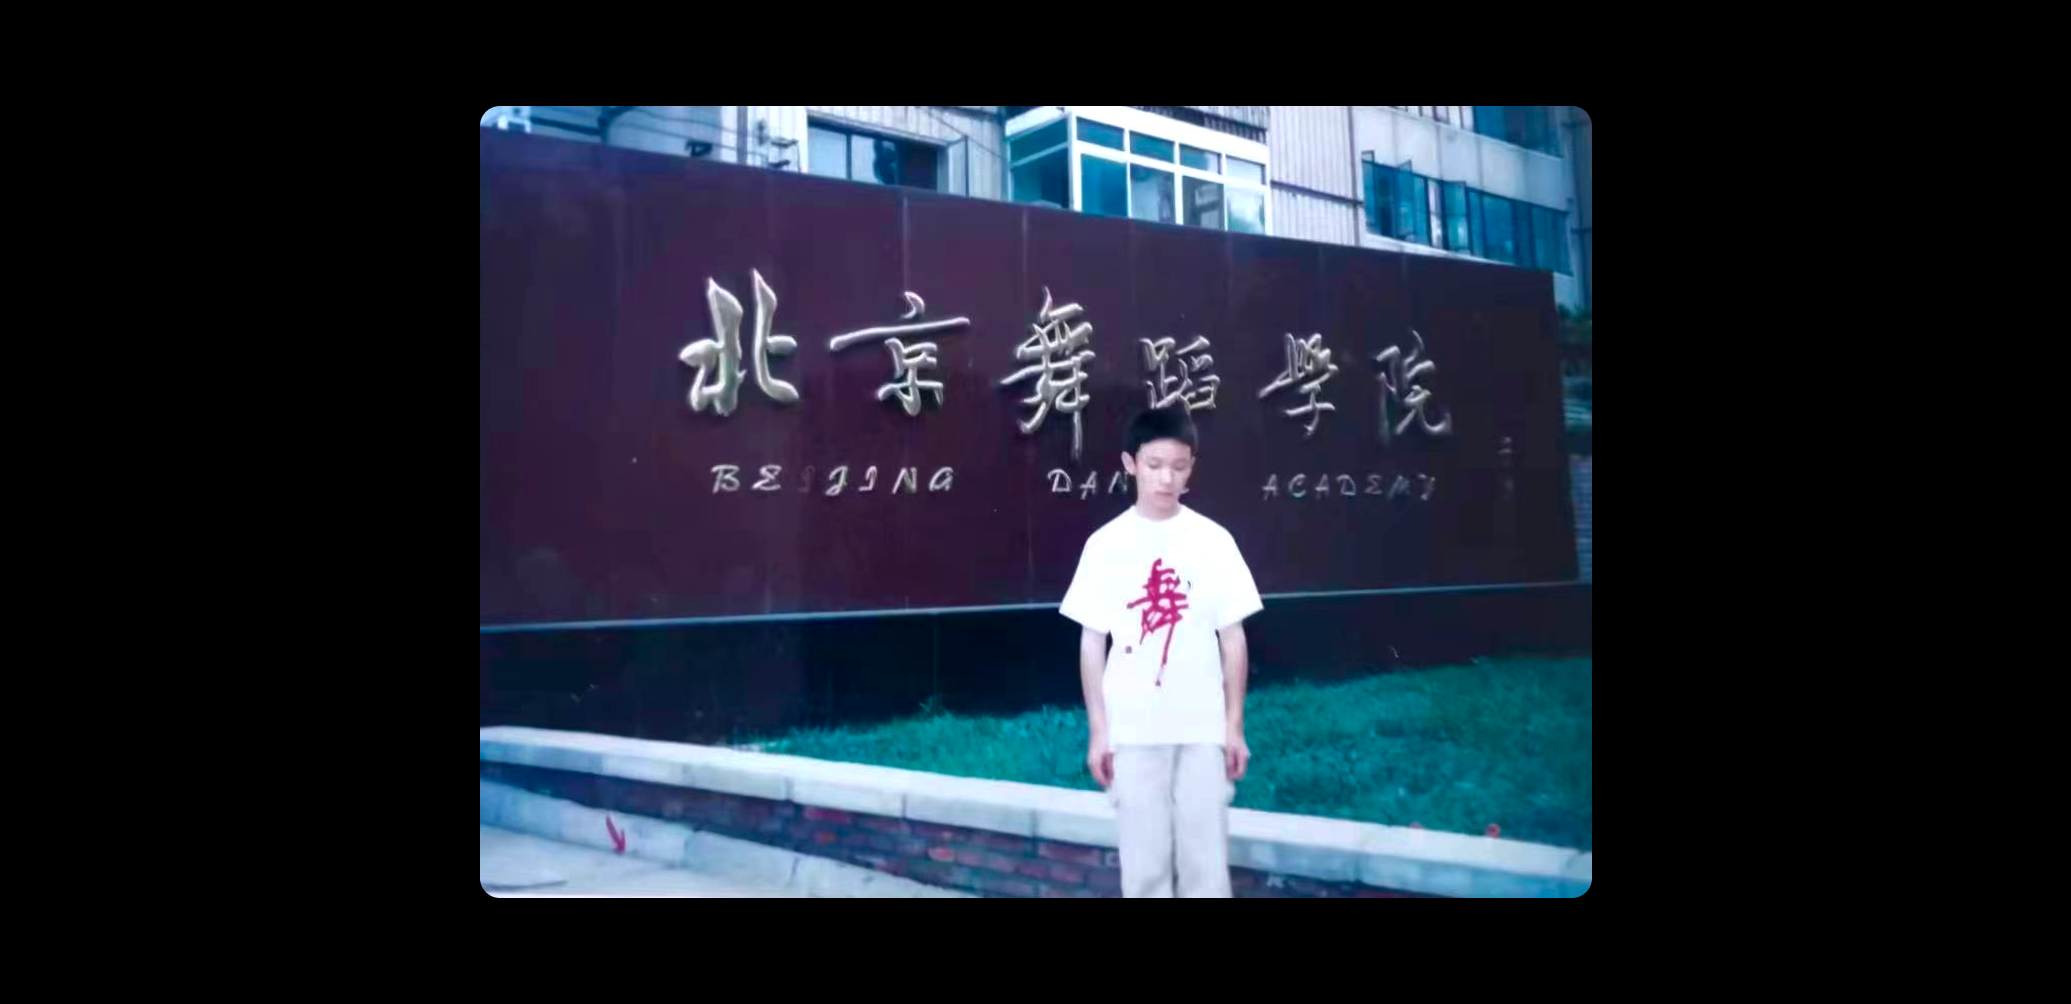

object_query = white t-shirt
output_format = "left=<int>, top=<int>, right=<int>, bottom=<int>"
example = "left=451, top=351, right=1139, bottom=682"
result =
left=1059, top=504, right=1264, bottom=747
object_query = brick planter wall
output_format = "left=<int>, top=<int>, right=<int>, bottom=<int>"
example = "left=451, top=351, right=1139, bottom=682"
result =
left=482, top=761, right=1435, bottom=898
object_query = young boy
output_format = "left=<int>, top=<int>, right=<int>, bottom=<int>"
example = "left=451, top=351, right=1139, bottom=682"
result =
left=1059, top=405, right=1263, bottom=898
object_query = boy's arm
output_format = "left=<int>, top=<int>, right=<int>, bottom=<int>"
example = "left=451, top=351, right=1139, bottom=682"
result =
left=1080, top=626, right=1114, bottom=788
left=1220, top=621, right=1251, bottom=781
left=1216, top=533, right=1262, bottom=783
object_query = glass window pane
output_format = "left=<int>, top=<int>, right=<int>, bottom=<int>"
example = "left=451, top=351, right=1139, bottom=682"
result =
left=1393, top=170, right=1420, bottom=244
left=900, top=141, right=939, bottom=191
left=1515, top=200, right=1532, bottom=267
left=1012, top=149, right=1068, bottom=208
left=1131, top=133, right=1175, bottom=161
left=1461, top=106, right=1475, bottom=132
left=1081, top=153, right=1128, bottom=217
left=1555, top=210, right=1571, bottom=273
left=1010, top=120, right=1068, bottom=161
left=1181, top=145, right=1219, bottom=172
left=1227, top=157, right=1265, bottom=184
left=1428, top=181, right=1443, bottom=249
left=1077, top=118, right=1124, bottom=151
left=1228, top=187, right=1265, bottom=234
left=852, top=134, right=892, bottom=185
left=1474, top=107, right=1504, bottom=140
left=1513, top=200, right=1531, bottom=265
left=1481, top=192, right=1515, bottom=263
left=1467, top=190, right=1484, bottom=258
left=1364, top=161, right=1386, bottom=234
left=1184, top=176, right=1224, bottom=230
left=809, top=126, right=849, bottom=179
left=1414, top=177, right=1432, bottom=245
left=1507, top=199, right=1524, bottom=269
left=1444, top=182, right=1469, bottom=252
left=1534, top=206, right=1560, bottom=272
left=1129, top=164, right=1175, bottom=224
left=1518, top=107, right=1545, bottom=152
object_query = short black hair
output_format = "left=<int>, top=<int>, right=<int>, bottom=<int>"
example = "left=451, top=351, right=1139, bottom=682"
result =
left=1125, top=405, right=1198, bottom=457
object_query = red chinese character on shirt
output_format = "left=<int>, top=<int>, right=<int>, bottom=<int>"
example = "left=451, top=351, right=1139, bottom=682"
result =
left=1126, top=558, right=1189, bottom=685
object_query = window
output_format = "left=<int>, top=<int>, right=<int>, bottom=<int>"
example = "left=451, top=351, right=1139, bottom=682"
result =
left=1363, top=159, right=1392, bottom=236
left=1513, top=200, right=1534, bottom=268
left=1078, top=119, right=1125, bottom=151
left=1508, top=204, right=1570, bottom=274
left=1443, top=181, right=1469, bottom=252
left=850, top=135, right=888, bottom=183
left=1427, top=179, right=1444, bottom=250
left=1392, top=168, right=1429, bottom=246
left=1467, top=190, right=1485, bottom=257
left=1017, top=111, right=1266, bottom=233
left=1363, top=160, right=1564, bottom=272
left=1228, top=188, right=1265, bottom=234
left=1474, top=107, right=1504, bottom=139
left=1473, top=106, right=1559, bottom=155
left=1130, top=164, right=1175, bottom=224
left=1082, top=154, right=1128, bottom=218
left=1010, top=117, right=1073, bottom=208
left=1013, top=151, right=1069, bottom=208
left=1363, top=159, right=1427, bottom=244
left=1131, top=134, right=1176, bottom=161
left=1184, top=176, right=1224, bottom=230
left=858, top=134, right=937, bottom=188
left=808, top=126, right=848, bottom=181
left=1011, top=120, right=1069, bottom=161
left=1514, top=107, right=1553, bottom=154
left=810, top=121, right=940, bottom=189
left=1480, top=191, right=1517, bottom=263
left=1532, top=205, right=1558, bottom=273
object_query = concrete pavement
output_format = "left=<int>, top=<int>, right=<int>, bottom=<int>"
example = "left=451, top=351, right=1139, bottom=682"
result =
left=481, top=825, right=809, bottom=897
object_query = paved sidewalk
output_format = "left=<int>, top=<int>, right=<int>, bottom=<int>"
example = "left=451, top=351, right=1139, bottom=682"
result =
left=481, top=825, right=807, bottom=897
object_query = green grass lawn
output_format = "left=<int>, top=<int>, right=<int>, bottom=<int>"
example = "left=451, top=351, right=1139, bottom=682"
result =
left=748, top=655, right=1592, bottom=852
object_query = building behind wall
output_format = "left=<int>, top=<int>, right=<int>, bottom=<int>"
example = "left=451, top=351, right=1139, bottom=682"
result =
left=482, top=105, right=1587, bottom=311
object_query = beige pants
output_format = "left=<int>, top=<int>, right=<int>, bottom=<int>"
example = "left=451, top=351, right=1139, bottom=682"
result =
left=1110, top=744, right=1234, bottom=898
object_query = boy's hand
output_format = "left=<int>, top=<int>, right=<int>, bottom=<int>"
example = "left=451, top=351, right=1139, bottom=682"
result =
left=1225, top=728, right=1251, bottom=781
left=1088, top=735, right=1114, bottom=789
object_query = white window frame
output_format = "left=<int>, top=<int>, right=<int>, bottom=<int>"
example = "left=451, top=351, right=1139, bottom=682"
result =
left=1006, top=106, right=1270, bottom=235
left=1005, top=115, right=1073, bottom=211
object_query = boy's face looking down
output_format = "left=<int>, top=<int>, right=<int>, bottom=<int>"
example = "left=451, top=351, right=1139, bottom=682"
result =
left=1122, top=438, right=1194, bottom=517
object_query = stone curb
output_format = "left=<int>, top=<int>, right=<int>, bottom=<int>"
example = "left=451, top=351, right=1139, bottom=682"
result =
left=482, top=726, right=1589, bottom=898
